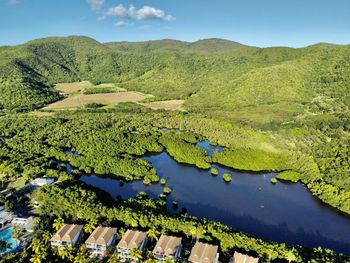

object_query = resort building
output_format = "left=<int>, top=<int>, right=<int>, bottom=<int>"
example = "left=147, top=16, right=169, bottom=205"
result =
left=50, top=224, right=84, bottom=247
left=85, top=226, right=117, bottom=258
left=230, top=252, right=259, bottom=263
left=0, top=206, right=15, bottom=229
left=188, top=242, right=219, bottom=263
left=12, top=217, right=34, bottom=232
left=116, top=230, right=148, bottom=262
left=152, top=235, right=182, bottom=262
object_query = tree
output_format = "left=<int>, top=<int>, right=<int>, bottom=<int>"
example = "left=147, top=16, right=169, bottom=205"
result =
left=74, top=252, right=88, bottom=263
left=53, top=217, right=65, bottom=231
left=195, top=225, right=206, bottom=240
left=147, top=228, right=159, bottom=241
left=164, top=258, right=175, bottom=263
left=84, top=220, right=97, bottom=234
left=0, top=238, right=11, bottom=254
left=11, top=226, right=21, bottom=240
left=29, top=238, right=47, bottom=263
left=41, top=231, right=52, bottom=245
left=57, top=246, right=74, bottom=261
left=29, top=238, right=45, bottom=254
left=4, top=201, right=13, bottom=212
left=29, top=254, right=44, bottom=263
left=107, top=252, right=120, bottom=263
left=286, top=249, right=298, bottom=263
left=129, top=248, right=143, bottom=262
left=146, top=258, right=158, bottom=263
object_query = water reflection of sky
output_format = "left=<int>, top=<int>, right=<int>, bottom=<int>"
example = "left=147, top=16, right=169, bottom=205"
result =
left=79, top=141, right=350, bottom=255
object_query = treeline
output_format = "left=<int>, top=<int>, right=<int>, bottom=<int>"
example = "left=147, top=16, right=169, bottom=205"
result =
left=212, top=148, right=291, bottom=172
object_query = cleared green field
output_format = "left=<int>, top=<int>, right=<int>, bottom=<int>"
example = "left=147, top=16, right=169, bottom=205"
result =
left=44, top=82, right=152, bottom=110
left=143, top=100, right=185, bottom=111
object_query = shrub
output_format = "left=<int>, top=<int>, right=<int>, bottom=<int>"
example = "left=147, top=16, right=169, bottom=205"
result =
left=160, top=178, right=167, bottom=185
left=163, top=187, right=172, bottom=194
left=271, top=178, right=277, bottom=184
left=211, top=168, right=219, bottom=176
left=223, top=173, right=232, bottom=183
left=143, top=178, right=151, bottom=185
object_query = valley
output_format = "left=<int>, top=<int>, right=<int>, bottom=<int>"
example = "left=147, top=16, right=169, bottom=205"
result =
left=0, top=36, right=349, bottom=262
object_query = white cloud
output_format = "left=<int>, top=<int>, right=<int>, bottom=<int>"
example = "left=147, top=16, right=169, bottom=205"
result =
left=137, top=6, right=174, bottom=21
left=106, top=4, right=174, bottom=21
left=87, top=0, right=104, bottom=10
left=107, top=4, right=130, bottom=18
left=114, top=21, right=128, bottom=27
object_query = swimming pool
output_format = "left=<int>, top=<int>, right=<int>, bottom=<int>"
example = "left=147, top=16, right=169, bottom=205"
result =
left=0, top=227, right=19, bottom=255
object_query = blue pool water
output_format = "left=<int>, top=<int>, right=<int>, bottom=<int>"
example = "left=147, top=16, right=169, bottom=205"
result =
left=0, top=227, right=18, bottom=255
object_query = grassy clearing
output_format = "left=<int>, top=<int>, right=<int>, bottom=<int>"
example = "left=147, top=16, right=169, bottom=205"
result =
left=45, top=92, right=150, bottom=110
left=84, top=83, right=127, bottom=94
left=143, top=100, right=185, bottom=111
left=44, top=81, right=152, bottom=110
left=55, top=81, right=93, bottom=95
left=29, top=111, right=56, bottom=117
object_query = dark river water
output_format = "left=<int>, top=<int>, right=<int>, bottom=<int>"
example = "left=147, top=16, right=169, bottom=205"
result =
left=79, top=140, right=350, bottom=255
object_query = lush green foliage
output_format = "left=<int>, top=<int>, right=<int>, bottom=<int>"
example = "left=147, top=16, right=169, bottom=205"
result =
left=277, top=171, right=301, bottom=183
left=212, top=148, right=291, bottom=172
left=163, top=186, right=172, bottom=194
left=211, top=168, right=219, bottom=176
left=223, top=173, right=232, bottom=183
left=159, top=132, right=211, bottom=169
left=160, top=178, right=166, bottom=185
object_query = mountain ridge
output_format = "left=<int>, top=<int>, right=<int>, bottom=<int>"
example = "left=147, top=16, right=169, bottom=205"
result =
left=0, top=35, right=349, bottom=115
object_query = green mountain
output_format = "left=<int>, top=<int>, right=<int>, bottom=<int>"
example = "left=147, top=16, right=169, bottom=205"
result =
left=105, top=38, right=246, bottom=53
left=0, top=36, right=349, bottom=124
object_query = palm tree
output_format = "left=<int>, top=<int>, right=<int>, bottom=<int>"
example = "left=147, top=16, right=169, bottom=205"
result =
left=0, top=238, right=11, bottom=254
left=129, top=248, right=143, bottom=262
left=189, top=226, right=200, bottom=241
left=107, top=252, right=120, bottom=263
left=29, top=254, right=44, bottom=263
left=29, top=238, right=45, bottom=254
left=286, top=249, right=297, bottom=263
left=145, top=258, right=158, bottom=263
left=12, top=226, right=21, bottom=240
left=74, top=251, right=87, bottom=263
left=195, top=226, right=206, bottom=240
left=41, top=231, right=52, bottom=245
left=164, top=258, right=175, bottom=263
left=57, top=246, right=74, bottom=261
left=84, top=220, right=97, bottom=234
left=52, top=217, right=65, bottom=231
left=79, top=244, right=87, bottom=253
left=147, top=228, right=159, bottom=241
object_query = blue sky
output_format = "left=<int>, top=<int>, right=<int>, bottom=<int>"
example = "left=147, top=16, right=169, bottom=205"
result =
left=0, top=0, right=349, bottom=47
